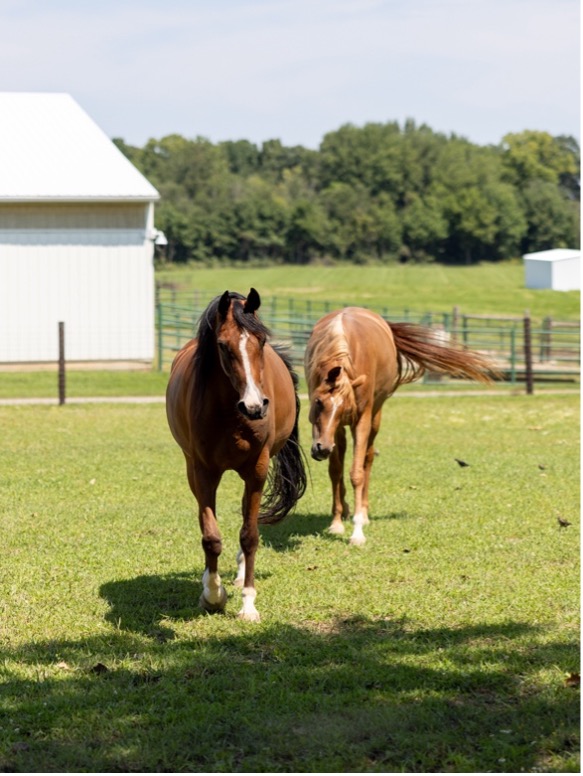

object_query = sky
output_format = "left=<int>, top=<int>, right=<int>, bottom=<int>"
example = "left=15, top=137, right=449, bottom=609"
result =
left=0, top=0, right=580, bottom=149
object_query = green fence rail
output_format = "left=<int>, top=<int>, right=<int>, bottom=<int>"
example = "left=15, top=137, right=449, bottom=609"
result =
left=155, top=289, right=580, bottom=387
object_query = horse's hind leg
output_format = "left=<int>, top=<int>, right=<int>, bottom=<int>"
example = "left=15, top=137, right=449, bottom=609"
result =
left=187, top=459, right=227, bottom=613
left=328, top=425, right=349, bottom=535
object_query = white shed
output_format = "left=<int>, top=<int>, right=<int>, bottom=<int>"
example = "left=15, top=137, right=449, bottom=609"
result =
left=523, top=249, right=581, bottom=292
left=0, top=92, right=161, bottom=366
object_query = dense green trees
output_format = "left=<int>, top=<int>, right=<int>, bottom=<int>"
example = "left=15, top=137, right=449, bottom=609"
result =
left=114, top=123, right=579, bottom=265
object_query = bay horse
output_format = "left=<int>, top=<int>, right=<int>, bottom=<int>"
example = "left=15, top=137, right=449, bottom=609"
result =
left=166, top=288, right=306, bottom=621
left=304, top=307, right=499, bottom=546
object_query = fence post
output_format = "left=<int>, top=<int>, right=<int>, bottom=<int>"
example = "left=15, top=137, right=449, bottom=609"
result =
left=58, top=321, right=66, bottom=406
left=541, top=316, right=552, bottom=362
left=452, top=305, right=459, bottom=342
left=157, top=302, right=163, bottom=371
left=524, top=311, right=534, bottom=395
left=509, top=328, right=516, bottom=384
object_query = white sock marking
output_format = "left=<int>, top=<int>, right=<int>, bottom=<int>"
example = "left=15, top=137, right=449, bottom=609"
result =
left=350, top=511, right=367, bottom=545
left=202, top=569, right=226, bottom=605
left=235, top=548, right=245, bottom=586
left=239, top=586, right=260, bottom=621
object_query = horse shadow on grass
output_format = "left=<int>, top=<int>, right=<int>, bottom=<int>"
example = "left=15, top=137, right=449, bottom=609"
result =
left=99, top=565, right=276, bottom=640
left=100, top=572, right=211, bottom=641
left=259, top=509, right=410, bottom=552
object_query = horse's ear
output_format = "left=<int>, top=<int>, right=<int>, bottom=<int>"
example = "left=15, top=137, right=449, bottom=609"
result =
left=218, top=291, right=231, bottom=318
left=326, top=365, right=342, bottom=386
left=244, top=287, right=261, bottom=314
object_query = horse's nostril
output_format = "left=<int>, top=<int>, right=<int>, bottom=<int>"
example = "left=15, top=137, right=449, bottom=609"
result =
left=311, top=441, right=333, bottom=461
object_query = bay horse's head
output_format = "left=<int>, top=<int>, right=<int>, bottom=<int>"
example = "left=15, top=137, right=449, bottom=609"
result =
left=308, top=365, right=366, bottom=460
left=214, top=288, right=270, bottom=420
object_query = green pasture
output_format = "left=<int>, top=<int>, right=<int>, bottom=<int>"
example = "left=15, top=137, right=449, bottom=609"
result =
left=0, top=370, right=169, bottom=400
left=0, top=394, right=579, bottom=772
left=156, top=261, right=581, bottom=322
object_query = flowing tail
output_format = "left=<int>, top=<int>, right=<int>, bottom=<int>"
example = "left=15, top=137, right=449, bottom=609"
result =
left=259, top=350, right=308, bottom=524
left=389, top=321, right=502, bottom=388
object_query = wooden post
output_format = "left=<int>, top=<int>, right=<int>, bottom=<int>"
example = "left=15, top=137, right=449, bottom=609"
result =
left=524, top=311, right=533, bottom=395
left=541, top=316, right=552, bottom=362
left=157, top=302, right=163, bottom=371
left=58, top=322, right=66, bottom=406
left=452, top=305, right=459, bottom=342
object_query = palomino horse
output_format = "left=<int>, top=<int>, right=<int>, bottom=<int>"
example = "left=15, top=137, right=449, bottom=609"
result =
left=304, top=307, right=498, bottom=545
left=166, top=289, right=306, bottom=621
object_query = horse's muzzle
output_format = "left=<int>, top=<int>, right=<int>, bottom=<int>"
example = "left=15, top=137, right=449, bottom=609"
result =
left=311, top=442, right=333, bottom=461
left=237, top=397, right=269, bottom=420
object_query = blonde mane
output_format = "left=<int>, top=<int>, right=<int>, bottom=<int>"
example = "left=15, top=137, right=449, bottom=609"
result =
left=305, top=312, right=355, bottom=386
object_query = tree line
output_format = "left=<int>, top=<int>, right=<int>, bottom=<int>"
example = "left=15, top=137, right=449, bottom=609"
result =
left=114, top=121, right=580, bottom=265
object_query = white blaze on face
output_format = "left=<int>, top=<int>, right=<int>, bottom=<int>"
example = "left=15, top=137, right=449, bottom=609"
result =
left=324, top=393, right=341, bottom=438
left=239, top=330, right=263, bottom=408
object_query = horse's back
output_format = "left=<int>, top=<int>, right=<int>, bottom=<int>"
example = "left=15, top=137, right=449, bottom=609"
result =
left=307, top=307, right=398, bottom=397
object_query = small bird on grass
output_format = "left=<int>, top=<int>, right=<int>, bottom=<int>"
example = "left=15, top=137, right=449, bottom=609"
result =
left=557, top=515, right=572, bottom=529
left=454, top=458, right=470, bottom=467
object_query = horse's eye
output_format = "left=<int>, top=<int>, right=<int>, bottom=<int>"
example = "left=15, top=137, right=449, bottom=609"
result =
left=315, top=398, right=324, bottom=410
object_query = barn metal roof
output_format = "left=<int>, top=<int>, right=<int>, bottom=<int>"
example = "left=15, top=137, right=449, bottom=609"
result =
left=523, top=249, right=580, bottom=262
left=0, top=93, right=159, bottom=202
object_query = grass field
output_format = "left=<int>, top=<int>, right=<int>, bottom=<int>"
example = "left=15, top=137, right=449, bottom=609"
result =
left=156, top=261, right=581, bottom=322
left=0, top=394, right=579, bottom=772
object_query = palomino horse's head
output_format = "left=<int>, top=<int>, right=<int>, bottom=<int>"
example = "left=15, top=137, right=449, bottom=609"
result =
left=215, top=288, right=270, bottom=420
left=308, top=365, right=366, bottom=460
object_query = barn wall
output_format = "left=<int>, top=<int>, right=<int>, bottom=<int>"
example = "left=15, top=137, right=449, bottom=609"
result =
left=524, top=260, right=552, bottom=290
left=552, top=258, right=580, bottom=291
left=0, top=218, right=155, bottom=363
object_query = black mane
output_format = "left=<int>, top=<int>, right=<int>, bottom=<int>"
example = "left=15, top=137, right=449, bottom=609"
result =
left=193, top=291, right=271, bottom=378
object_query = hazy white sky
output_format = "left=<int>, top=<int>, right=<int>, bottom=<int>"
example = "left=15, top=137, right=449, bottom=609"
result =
left=1, top=0, right=579, bottom=148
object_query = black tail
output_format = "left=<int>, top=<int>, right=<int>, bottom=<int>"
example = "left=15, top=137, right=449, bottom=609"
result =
left=259, top=350, right=307, bottom=524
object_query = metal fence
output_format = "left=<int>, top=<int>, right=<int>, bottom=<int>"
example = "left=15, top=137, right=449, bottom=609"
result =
left=155, top=287, right=580, bottom=387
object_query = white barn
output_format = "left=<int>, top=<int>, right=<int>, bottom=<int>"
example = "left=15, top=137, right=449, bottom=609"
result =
left=0, top=92, right=161, bottom=366
left=523, top=249, right=581, bottom=292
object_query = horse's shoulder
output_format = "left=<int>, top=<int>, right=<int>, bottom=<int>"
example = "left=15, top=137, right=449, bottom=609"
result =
left=169, top=338, right=197, bottom=376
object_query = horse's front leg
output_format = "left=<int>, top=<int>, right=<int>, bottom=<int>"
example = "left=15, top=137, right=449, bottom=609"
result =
left=328, top=425, right=350, bottom=535
left=187, top=459, right=227, bottom=613
left=237, top=448, right=269, bottom=622
left=361, top=409, right=383, bottom=524
left=349, top=411, right=373, bottom=546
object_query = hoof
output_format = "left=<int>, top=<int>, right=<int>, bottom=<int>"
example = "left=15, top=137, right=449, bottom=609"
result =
left=349, top=534, right=367, bottom=547
left=199, top=588, right=227, bottom=613
left=328, top=522, right=345, bottom=535
left=238, top=609, right=261, bottom=623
